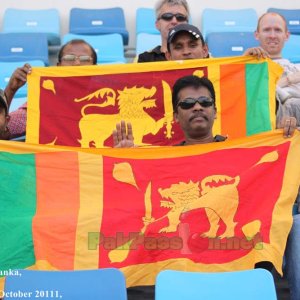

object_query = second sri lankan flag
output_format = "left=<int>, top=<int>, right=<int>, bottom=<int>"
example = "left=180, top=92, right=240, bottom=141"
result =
left=26, top=56, right=282, bottom=147
left=1, top=131, right=300, bottom=288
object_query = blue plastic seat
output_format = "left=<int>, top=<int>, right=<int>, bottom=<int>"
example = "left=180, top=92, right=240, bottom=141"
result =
left=62, top=33, right=126, bottom=64
left=0, top=60, right=45, bottom=101
left=206, top=32, right=259, bottom=57
left=267, top=8, right=300, bottom=34
left=0, top=33, right=49, bottom=65
left=202, top=8, right=258, bottom=39
left=282, top=34, right=300, bottom=63
left=155, top=269, right=277, bottom=300
left=4, top=268, right=127, bottom=300
left=69, top=7, right=129, bottom=45
left=136, top=33, right=161, bottom=56
left=136, top=8, right=159, bottom=35
left=2, top=8, right=61, bottom=46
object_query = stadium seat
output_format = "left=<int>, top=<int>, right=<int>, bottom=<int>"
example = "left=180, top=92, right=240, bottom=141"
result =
left=136, top=33, right=161, bottom=56
left=206, top=32, right=260, bottom=57
left=0, top=60, right=45, bottom=101
left=2, top=8, right=61, bottom=46
left=0, top=33, right=49, bottom=65
left=136, top=7, right=159, bottom=35
left=201, top=8, right=258, bottom=39
left=155, top=269, right=277, bottom=300
left=267, top=8, right=300, bottom=34
left=62, top=33, right=126, bottom=64
left=69, top=7, right=129, bottom=45
left=282, top=34, right=300, bottom=63
left=4, top=268, right=127, bottom=300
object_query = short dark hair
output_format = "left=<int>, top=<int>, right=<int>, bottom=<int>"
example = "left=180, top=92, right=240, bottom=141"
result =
left=172, top=75, right=216, bottom=112
left=57, top=39, right=97, bottom=65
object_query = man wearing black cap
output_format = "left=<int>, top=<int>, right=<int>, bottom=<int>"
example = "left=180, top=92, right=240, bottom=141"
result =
left=165, top=23, right=267, bottom=61
left=166, top=23, right=209, bottom=60
left=0, top=89, right=10, bottom=140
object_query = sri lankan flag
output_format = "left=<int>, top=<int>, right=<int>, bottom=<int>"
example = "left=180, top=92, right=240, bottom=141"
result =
left=26, top=56, right=282, bottom=147
left=1, top=131, right=299, bottom=290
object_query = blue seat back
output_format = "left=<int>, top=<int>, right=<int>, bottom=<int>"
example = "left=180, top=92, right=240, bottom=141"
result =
left=155, top=269, right=277, bottom=300
left=202, top=8, right=258, bottom=39
left=136, top=8, right=159, bottom=35
left=136, top=33, right=161, bottom=56
left=0, top=33, right=49, bottom=65
left=206, top=32, right=259, bottom=57
left=2, top=8, right=61, bottom=46
left=0, top=60, right=45, bottom=100
left=69, top=7, right=129, bottom=45
left=4, top=269, right=127, bottom=300
left=62, top=33, right=126, bottom=64
left=267, top=8, right=300, bottom=34
left=282, top=34, right=300, bottom=63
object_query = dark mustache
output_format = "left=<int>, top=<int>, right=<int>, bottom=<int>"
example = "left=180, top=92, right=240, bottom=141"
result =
left=189, top=112, right=208, bottom=122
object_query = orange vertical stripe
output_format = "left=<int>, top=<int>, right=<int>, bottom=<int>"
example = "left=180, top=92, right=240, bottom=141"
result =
left=33, top=151, right=80, bottom=270
left=220, top=64, right=246, bottom=139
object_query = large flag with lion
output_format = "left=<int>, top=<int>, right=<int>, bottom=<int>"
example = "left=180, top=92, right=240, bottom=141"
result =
left=26, top=56, right=282, bottom=147
left=1, top=130, right=300, bottom=290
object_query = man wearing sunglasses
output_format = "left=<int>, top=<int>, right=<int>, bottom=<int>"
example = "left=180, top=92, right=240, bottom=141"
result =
left=113, top=76, right=224, bottom=148
left=137, top=0, right=189, bottom=63
left=4, top=39, right=97, bottom=139
left=172, top=75, right=225, bottom=145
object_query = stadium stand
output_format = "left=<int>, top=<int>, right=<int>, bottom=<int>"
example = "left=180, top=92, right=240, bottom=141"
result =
left=206, top=31, right=260, bottom=57
left=282, top=34, right=300, bottom=64
left=136, top=7, right=159, bottom=35
left=201, top=8, right=258, bottom=39
left=155, top=269, right=277, bottom=300
left=135, top=32, right=161, bottom=56
left=0, top=33, right=49, bottom=65
left=4, top=268, right=127, bottom=300
left=2, top=8, right=60, bottom=46
left=69, top=7, right=129, bottom=45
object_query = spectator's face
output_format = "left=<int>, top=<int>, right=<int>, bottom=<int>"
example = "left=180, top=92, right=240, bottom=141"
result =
left=255, top=14, right=289, bottom=58
left=58, top=43, right=95, bottom=66
left=156, top=4, right=188, bottom=42
left=0, top=108, right=9, bottom=140
left=166, top=32, right=208, bottom=60
left=174, top=86, right=216, bottom=140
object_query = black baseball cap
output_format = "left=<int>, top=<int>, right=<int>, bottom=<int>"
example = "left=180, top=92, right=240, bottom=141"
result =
left=0, top=89, right=8, bottom=114
left=167, top=24, right=205, bottom=47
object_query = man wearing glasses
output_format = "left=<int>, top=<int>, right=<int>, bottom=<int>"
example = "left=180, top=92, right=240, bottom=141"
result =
left=137, top=0, right=189, bottom=63
left=4, top=39, right=97, bottom=140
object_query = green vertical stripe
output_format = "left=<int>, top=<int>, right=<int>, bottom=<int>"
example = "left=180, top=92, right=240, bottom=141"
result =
left=246, top=62, right=272, bottom=135
left=0, top=152, right=36, bottom=276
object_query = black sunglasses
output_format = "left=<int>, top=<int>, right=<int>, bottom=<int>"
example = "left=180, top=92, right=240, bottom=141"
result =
left=158, top=13, right=188, bottom=22
left=177, top=96, right=214, bottom=110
